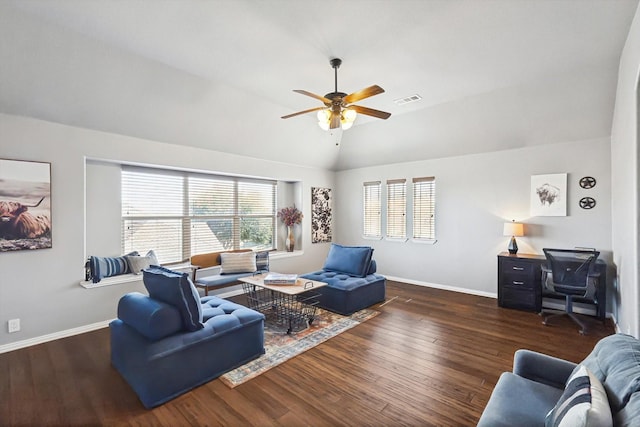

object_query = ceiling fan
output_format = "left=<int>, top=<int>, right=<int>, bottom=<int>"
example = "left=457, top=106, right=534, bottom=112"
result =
left=281, top=58, right=391, bottom=131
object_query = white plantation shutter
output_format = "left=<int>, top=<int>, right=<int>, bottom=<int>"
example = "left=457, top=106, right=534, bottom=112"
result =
left=363, top=181, right=381, bottom=238
left=413, top=177, right=436, bottom=240
left=386, top=179, right=406, bottom=239
left=122, top=166, right=276, bottom=264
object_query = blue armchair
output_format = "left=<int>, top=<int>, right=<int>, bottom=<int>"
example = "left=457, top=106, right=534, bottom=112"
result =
left=110, top=266, right=265, bottom=408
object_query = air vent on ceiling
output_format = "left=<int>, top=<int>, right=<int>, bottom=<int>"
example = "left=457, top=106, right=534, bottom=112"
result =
left=394, top=94, right=422, bottom=106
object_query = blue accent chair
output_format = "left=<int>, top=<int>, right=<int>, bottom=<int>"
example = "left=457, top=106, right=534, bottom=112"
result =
left=110, top=270, right=265, bottom=408
left=300, top=244, right=386, bottom=315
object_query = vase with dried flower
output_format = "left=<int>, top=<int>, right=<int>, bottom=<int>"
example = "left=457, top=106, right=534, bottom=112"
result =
left=277, top=205, right=303, bottom=252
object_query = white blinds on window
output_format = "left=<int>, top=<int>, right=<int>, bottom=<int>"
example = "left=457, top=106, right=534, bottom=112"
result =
left=386, top=179, right=406, bottom=239
left=122, top=166, right=276, bottom=264
left=413, top=177, right=436, bottom=240
left=363, top=181, right=381, bottom=238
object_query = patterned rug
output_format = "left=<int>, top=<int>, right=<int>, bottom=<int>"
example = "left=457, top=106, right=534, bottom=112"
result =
left=220, top=307, right=379, bottom=388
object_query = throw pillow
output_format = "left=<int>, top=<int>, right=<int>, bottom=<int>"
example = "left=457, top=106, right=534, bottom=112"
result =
left=256, top=250, right=270, bottom=272
left=142, top=266, right=204, bottom=332
left=322, top=243, right=373, bottom=277
left=126, top=250, right=160, bottom=274
left=89, top=251, right=139, bottom=283
left=545, top=365, right=612, bottom=427
left=220, top=251, right=257, bottom=274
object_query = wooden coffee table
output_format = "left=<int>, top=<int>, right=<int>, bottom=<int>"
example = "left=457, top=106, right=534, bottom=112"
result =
left=239, top=273, right=327, bottom=334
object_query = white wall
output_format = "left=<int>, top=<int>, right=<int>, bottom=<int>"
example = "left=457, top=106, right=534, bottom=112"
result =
left=335, top=138, right=612, bottom=299
left=611, top=4, right=640, bottom=337
left=0, top=113, right=334, bottom=348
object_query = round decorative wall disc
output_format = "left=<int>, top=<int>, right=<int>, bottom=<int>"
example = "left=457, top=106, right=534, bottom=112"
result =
left=579, top=197, right=596, bottom=209
left=579, top=176, right=596, bottom=189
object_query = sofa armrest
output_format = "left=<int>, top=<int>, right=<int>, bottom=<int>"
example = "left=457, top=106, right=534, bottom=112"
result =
left=513, top=349, right=577, bottom=389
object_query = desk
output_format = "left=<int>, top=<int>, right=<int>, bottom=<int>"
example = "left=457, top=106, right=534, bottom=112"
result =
left=497, top=252, right=607, bottom=320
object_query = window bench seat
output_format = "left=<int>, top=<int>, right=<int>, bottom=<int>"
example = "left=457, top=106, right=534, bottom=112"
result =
left=79, top=263, right=192, bottom=289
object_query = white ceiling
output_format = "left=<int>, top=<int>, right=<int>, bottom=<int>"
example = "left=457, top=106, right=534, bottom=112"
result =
left=0, top=0, right=638, bottom=170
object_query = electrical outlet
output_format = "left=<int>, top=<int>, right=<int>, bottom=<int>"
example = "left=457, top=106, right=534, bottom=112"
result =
left=8, top=318, right=20, bottom=333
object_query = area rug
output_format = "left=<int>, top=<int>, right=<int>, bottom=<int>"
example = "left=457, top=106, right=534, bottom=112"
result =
left=220, top=307, right=379, bottom=388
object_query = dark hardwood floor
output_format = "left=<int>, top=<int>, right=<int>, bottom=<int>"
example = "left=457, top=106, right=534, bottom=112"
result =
left=0, top=281, right=614, bottom=426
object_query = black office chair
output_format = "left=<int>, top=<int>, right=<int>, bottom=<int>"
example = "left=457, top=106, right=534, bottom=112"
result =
left=540, top=248, right=600, bottom=335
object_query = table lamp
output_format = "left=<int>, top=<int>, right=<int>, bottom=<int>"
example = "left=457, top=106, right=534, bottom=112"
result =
left=503, top=220, right=524, bottom=254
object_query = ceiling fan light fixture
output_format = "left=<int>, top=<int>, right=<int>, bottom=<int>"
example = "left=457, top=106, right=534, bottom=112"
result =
left=284, top=58, right=391, bottom=133
left=342, top=108, right=357, bottom=122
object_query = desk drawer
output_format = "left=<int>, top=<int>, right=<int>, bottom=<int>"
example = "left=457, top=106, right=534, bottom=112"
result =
left=501, top=287, right=537, bottom=311
left=501, top=260, right=533, bottom=275
left=501, top=274, right=535, bottom=289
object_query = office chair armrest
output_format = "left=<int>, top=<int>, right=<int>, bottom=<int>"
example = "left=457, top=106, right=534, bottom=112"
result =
left=513, top=349, right=577, bottom=389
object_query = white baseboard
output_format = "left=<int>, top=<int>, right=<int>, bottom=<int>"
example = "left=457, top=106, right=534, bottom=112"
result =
left=384, top=275, right=497, bottom=299
left=0, top=319, right=112, bottom=355
left=384, top=274, right=614, bottom=320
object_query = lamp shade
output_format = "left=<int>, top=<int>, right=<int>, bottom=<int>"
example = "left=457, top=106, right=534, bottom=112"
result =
left=503, top=222, right=524, bottom=237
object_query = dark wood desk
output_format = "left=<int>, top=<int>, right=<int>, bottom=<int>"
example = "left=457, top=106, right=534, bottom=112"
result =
left=497, top=252, right=607, bottom=320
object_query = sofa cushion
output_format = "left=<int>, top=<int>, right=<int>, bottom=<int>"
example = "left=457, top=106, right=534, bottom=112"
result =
left=143, top=266, right=204, bottom=331
left=545, top=365, right=612, bottom=427
left=577, top=333, right=640, bottom=413
left=616, top=392, right=640, bottom=427
left=117, top=292, right=182, bottom=341
left=220, top=251, right=256, bottom=274
left=477, top=372, right=564, bottom=427
left=322, top=243, right=373, bottom=277
left=89, top=251, right=139, bottom=283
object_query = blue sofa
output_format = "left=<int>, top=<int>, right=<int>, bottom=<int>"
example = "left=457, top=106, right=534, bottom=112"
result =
left=300, top=244, right=386, bottom=315
left=110, top=266, right=265, bottom=408
left=478, top=333, right=640, bottom=426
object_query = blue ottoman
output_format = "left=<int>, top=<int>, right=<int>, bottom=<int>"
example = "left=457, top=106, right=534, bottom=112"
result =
left=300, top=243, right=386, bottom=315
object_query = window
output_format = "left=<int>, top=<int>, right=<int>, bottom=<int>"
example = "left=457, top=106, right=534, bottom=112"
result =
left=386, top=179, right=406, bottom=239
left=413, top=177, right=436, bottom=240
left=363, top=181, right=381, bottom=238
left=122, top=166, right=276, bottom=264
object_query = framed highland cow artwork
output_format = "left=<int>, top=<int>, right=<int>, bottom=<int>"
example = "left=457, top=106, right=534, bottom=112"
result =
left=0, top=158, right=52, bottom=251
left=311, top=187, right=332, bottom=243
left=530, top=173, right=567, bottom=217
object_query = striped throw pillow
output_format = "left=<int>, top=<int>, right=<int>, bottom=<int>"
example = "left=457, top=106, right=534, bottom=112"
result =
left=255, top=250, right=270, bottom=272
left=220, top=251, right=257, bottom=274
left=545, top=365, right=612, bottom=427
left=90, top=251, right=139, bottom=283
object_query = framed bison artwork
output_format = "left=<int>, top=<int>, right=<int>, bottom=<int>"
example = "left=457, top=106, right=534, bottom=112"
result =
left=0, top=158, right=52, bottom=251
left=530, top=173, right=567, bottom=217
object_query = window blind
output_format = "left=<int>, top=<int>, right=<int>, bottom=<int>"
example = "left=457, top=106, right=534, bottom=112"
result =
left=386, top=179, right=406, bottom=239
left=413, top=176, right=436, bottom=240
left=122, top=166, right=276, bottom=264
left=363, top=181, right=381, bottom=238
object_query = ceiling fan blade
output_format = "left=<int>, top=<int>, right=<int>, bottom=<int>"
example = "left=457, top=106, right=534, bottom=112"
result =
left=343, top=85, right=385, bottom=104
left=293, top=89, right=332, bottom=104
left=281, top=106, right=325, bottom=119
left=330, top=113, right=341, bottom=129
left=350, top=105, right=392, bottom=120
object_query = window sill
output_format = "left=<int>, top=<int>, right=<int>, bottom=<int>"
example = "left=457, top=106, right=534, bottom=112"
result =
left=79, top=262, right=192, bottom=289
left=385, top=237, right=409, bottom=243
left=412, top=238, right=437, bottom=245
left=362, top=236, right=383, bottom=240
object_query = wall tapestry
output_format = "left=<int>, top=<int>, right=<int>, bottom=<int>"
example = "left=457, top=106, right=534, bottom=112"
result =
left=311, top=187, right=332, bottom=243
left=530, top=173, right=567, bottom=217
left=0, top=158, right=52, bottom=251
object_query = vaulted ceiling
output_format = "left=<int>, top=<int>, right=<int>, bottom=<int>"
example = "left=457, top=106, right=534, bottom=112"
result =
left=1, top=0, right=638, bottom=170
